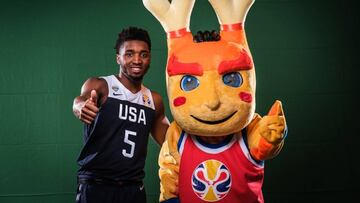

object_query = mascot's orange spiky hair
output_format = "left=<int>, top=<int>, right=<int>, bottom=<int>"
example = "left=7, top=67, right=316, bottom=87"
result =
left=143, top=0, right=288, bottom=202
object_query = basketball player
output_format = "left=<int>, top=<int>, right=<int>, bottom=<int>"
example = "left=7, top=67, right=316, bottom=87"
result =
left=72, top=27, right=169, bottom=203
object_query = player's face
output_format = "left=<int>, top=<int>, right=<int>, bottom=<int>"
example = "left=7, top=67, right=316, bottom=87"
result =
left=117, top=40, right=151, bottom=81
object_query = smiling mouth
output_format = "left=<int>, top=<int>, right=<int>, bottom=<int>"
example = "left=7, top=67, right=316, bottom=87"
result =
left=191, top=111, right=237, bottom=125
left=131, top=67, right=142, bottom=72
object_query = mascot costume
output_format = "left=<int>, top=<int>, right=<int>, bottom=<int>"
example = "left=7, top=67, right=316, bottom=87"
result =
left=143, top=0, right=288, bottom=202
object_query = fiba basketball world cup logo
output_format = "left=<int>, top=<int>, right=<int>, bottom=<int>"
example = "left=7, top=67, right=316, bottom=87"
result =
left=192, top=159, right=231, bottom=202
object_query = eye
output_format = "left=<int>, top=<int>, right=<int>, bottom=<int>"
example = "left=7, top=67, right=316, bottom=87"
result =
left=222, top=72, right=242, bottom=87
left=180, top=75, right=199, bottom=91
left=140, top=52, right=149, bottom=58
left=125, top=52, right=133, bottom=57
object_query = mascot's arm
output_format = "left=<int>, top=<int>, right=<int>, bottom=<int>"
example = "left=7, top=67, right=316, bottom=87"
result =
left=247, top=100, right=287, bottom=160
left=159, top=121, right=182, bottom=202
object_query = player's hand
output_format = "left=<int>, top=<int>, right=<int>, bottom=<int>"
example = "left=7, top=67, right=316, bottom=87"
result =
left=79, top=90, right=99, bottom=125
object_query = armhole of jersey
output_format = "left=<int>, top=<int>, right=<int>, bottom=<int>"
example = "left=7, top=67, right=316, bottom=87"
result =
left=100, top=76, right=111, bottom=97
left=177, top=131, right=187, bottom=156
left=238, top=130, right=264, bottom=168
left=144, top=87, right=156, bottom=110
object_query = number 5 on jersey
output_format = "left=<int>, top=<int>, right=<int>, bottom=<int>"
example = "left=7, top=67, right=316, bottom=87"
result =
left=122, top=130, right=136, bottom=158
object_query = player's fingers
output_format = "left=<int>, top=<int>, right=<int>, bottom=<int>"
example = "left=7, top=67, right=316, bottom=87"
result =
left=80, top=117, right=93, bottom=125
left=82, top=107, right=98, bottom=118
left=82, top=119, right=92, bottom=125
left=84, top=102, right=99, bottom=113
left=80, top=112, right=95, bottom=122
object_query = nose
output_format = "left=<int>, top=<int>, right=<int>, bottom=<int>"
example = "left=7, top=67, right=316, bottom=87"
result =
left=204, top=87, right=220, bottom=110
left=132, top=54, right=142, bottom=64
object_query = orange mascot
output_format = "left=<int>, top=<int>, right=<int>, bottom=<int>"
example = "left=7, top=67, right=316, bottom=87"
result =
left=143, top=0, right=288, bottom=202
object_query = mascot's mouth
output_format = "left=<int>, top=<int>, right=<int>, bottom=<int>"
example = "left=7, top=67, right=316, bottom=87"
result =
left=191, top=111, right=237, bottom=125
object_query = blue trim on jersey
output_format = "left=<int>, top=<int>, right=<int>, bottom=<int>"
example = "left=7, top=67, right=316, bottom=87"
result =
left=177, top=131, right=186, bottom=151
left=161, top=198, right=179, bottom=203
left=242, top=128, right=264, bottom=165
left=195, top=134, right=234, bottom=149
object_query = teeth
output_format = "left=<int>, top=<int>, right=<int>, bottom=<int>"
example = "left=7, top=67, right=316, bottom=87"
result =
left=132, top=68, right=141, bottom=72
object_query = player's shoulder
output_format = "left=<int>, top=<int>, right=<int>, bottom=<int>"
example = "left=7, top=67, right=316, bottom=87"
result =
left=149, top=90, right=164, bottom=111
left=150, top=90, right=162, bottom=102
left=83, top=76, right=107, bottom=87
left=150, top=90, right=161, bottom=99
left=81, top=76, right=108, bottom=98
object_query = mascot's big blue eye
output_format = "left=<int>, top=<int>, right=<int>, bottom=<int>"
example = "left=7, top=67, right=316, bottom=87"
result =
left=222, top=72, right=242, bottom=87
left=180, top=75, right=199, bottom=91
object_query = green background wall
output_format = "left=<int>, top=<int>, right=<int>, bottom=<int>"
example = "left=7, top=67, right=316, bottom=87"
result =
left=0, top=0, right=358, bottom=202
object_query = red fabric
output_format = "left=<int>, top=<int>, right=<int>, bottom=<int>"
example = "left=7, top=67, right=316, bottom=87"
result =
left=179, top=135, right=264, bottom=203
left=167, top=28, right=189, bottom=39
left=220, top=23, right=243, bottom=31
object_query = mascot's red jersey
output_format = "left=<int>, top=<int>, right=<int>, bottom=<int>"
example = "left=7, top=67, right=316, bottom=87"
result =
left=178, top=131, right=264, bottom=203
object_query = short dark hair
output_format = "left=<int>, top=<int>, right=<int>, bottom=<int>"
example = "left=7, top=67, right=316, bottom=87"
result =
left=114, top=26, right=151, bottom=54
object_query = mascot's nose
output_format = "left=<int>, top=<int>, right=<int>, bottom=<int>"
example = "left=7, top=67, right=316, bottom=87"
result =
left=204, top=88, right=220, bottom=110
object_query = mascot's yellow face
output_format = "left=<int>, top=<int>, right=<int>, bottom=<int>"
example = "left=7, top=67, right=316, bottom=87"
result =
left=166, top=31, right=256, bottom=136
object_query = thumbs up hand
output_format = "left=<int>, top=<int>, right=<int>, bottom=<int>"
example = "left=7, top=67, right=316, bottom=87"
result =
left=79, top=90, right=100, bottom=125
left=258, top=100, right=287, bottom=144
left=247, top=100, right=287, bottom=161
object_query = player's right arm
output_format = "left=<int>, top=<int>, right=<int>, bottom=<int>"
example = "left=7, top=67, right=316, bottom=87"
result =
left=72, top=77, right=108, bottom=125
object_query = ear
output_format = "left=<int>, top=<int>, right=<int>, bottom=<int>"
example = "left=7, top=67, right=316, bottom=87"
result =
left=116, top=54, right=121, bottom=65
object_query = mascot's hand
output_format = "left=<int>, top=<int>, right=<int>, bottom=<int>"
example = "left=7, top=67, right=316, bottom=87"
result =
left=259, top=100, right=286, bottom=144
left=248, top=100, right=287, bottom=160
left=159, top=122, right=182, bottom=201
left=159, top=140, right=179, bottom=199
left=160, top=172, right=179, bottom=196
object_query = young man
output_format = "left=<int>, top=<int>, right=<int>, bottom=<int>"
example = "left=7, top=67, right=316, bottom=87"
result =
left=72, top=27, right=169, bottom=203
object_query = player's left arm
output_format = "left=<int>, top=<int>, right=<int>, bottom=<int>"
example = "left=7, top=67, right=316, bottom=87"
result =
left=151, top=91, right=170, bottom=146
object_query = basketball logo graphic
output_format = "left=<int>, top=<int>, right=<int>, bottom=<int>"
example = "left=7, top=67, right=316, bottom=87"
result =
left=142, top=94, right=151, bottom=107
left=192, top=159, right=231, bottom=202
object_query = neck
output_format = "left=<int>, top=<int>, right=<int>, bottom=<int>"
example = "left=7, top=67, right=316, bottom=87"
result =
left=117, top=73, right=142, bottom=93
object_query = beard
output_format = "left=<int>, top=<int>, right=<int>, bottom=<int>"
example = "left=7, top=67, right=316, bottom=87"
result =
left=123, top=71, right=143, bottom=82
